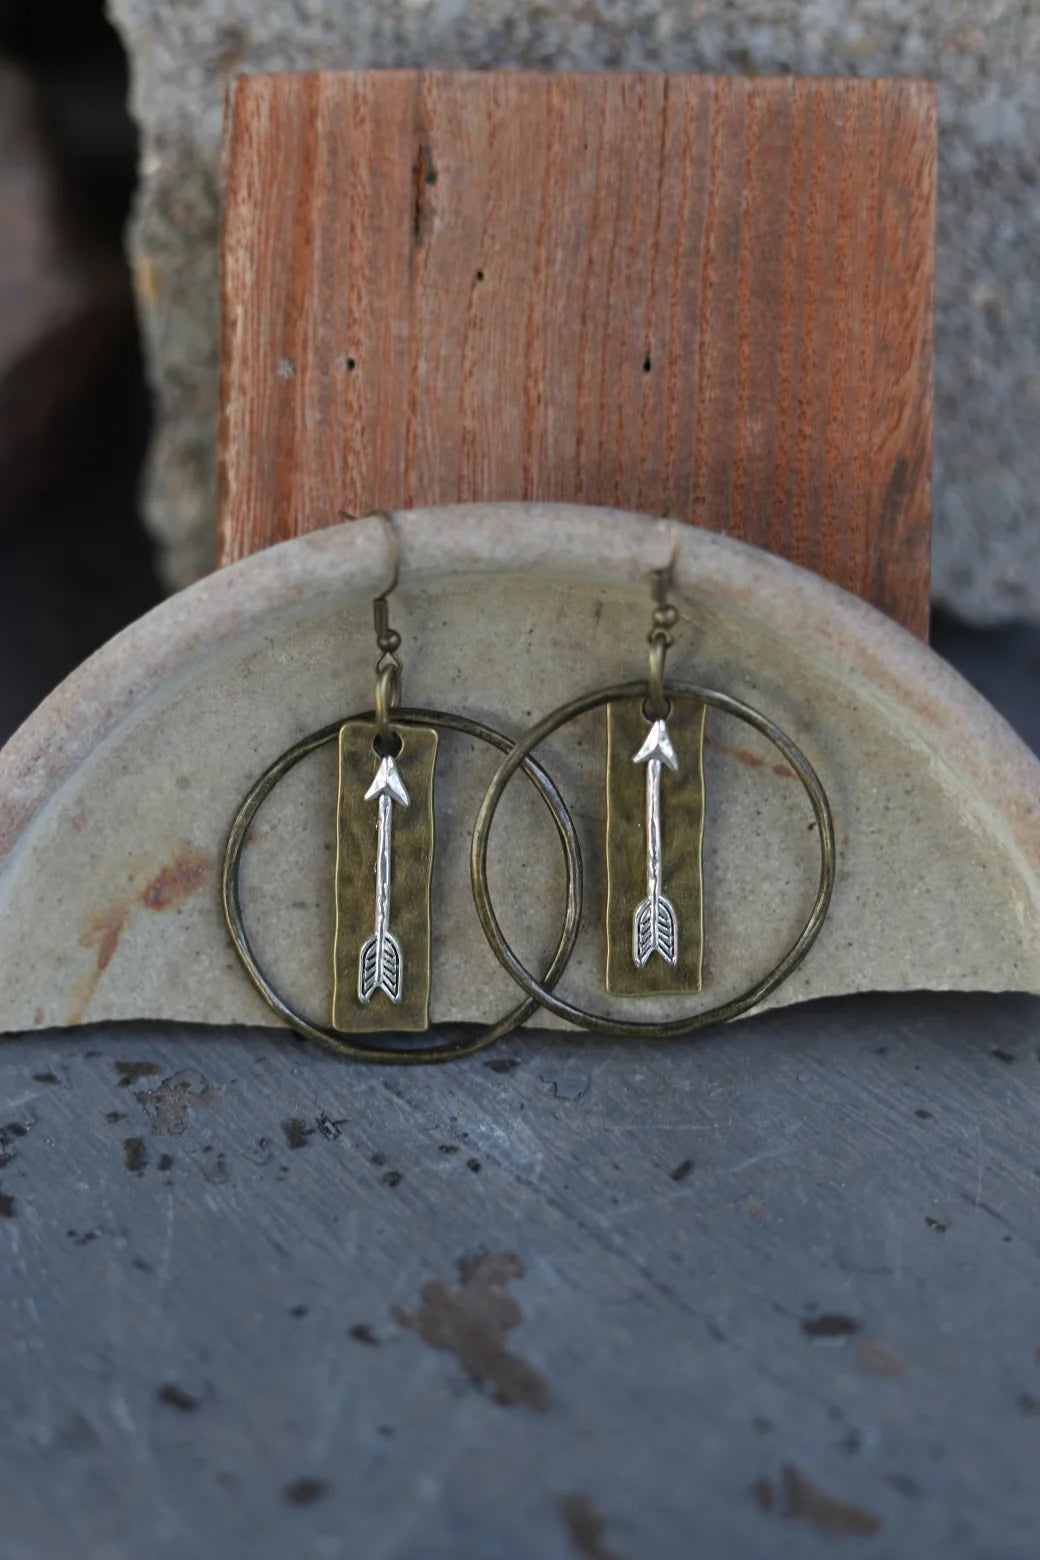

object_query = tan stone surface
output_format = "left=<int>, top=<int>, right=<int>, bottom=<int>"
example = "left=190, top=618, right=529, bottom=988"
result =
left=0, top=505, right=1037, bottom=1038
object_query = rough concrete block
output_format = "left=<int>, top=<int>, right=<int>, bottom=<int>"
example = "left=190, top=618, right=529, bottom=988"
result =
left=107, top=1, right=1040, bottom=623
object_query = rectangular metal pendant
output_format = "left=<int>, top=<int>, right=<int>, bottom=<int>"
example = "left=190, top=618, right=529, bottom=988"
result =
left=605, top=696, right=706, bottom=996
left=333, top=720, right=438, bottom=1033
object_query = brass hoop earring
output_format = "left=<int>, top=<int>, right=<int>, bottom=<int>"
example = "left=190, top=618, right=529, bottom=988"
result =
left=223, top=707, right=583, bottom=1063
left=470, top=678, right=835, bottom=1038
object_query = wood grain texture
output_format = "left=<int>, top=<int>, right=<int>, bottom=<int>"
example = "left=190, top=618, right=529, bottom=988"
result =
left=219, top=71, right=935, bottom=635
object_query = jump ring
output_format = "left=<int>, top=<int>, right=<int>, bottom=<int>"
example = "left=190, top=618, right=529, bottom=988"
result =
left=646, top=637, right=669, bottom=718
left=374, top=664, right=400, bottom=735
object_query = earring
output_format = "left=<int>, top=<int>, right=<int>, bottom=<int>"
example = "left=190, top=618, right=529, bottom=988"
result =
left=470, top=542, right=837, bottom=1036
left=222, top=514, right=582, bottom=1064
left=603, top=559, right=705, bottom=997
left=333, top=556, right=436, bottom=1034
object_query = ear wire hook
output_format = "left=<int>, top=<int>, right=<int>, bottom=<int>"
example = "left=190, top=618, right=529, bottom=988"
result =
left=375, top=509, right=400, bottom=599
left=646, top=523, right=681, bottom=720
left=665, top=519, right=682, bottom=583
left=372, top=512, right=402, bottom=738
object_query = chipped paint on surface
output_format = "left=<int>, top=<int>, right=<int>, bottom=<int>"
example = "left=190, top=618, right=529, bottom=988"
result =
left=65, top=846, right=211, bottom=1024
left=140, top=848, right=210, bottom=912
left=396, top=1252, right=550, bottom=1412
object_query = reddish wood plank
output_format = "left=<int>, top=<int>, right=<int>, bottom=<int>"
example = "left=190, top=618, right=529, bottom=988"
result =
left=219, top=71, right=935, bottom=635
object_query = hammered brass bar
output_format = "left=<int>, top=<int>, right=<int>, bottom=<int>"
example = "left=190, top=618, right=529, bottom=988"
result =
left=333, top=720, right=437, bottom=1033
left=605, top=697, right=706, bottom=996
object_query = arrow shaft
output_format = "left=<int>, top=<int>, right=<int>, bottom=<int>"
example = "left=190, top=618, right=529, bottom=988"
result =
left=373, top=791, right=393, bottom=943
left=628, top=715, right=678, bottom=971
left=645, top=757, right=663, bottom=903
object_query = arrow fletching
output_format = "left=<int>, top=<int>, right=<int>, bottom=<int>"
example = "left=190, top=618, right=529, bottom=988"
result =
left=633, top=894, right=678, bottom=968
left=358, top=930, right=403, bottom=1003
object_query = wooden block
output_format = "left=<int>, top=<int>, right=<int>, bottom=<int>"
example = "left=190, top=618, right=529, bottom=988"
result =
left=219, top=71, right=935, bottom=636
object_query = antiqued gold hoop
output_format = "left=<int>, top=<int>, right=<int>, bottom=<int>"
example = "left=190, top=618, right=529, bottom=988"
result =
left=471, top=679, right=836, bottom=1037
left=223, top=707, right=583, bottom=1063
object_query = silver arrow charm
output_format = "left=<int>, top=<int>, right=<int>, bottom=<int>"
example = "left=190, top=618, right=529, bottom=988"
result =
left=632, top=718, right=679, bottom=968
left=357, top=751, right=410, bottom=1003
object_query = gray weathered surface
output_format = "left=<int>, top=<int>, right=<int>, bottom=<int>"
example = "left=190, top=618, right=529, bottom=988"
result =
left=107, top=0, right=1040, bottom=624
left=2, top=994, right=1040, bottom=1558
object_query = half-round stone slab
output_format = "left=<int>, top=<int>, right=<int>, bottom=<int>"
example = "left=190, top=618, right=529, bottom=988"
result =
left=0, top=504, right=1037, bottom=1038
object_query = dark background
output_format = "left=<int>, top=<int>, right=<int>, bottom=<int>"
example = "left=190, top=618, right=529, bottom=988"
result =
left=0, top=1, right=1037, bottom=754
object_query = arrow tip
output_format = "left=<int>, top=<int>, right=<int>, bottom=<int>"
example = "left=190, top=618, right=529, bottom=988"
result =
left=633, top=718, right=678, bottom=771
left=364, top=753, right=410, bottom=806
